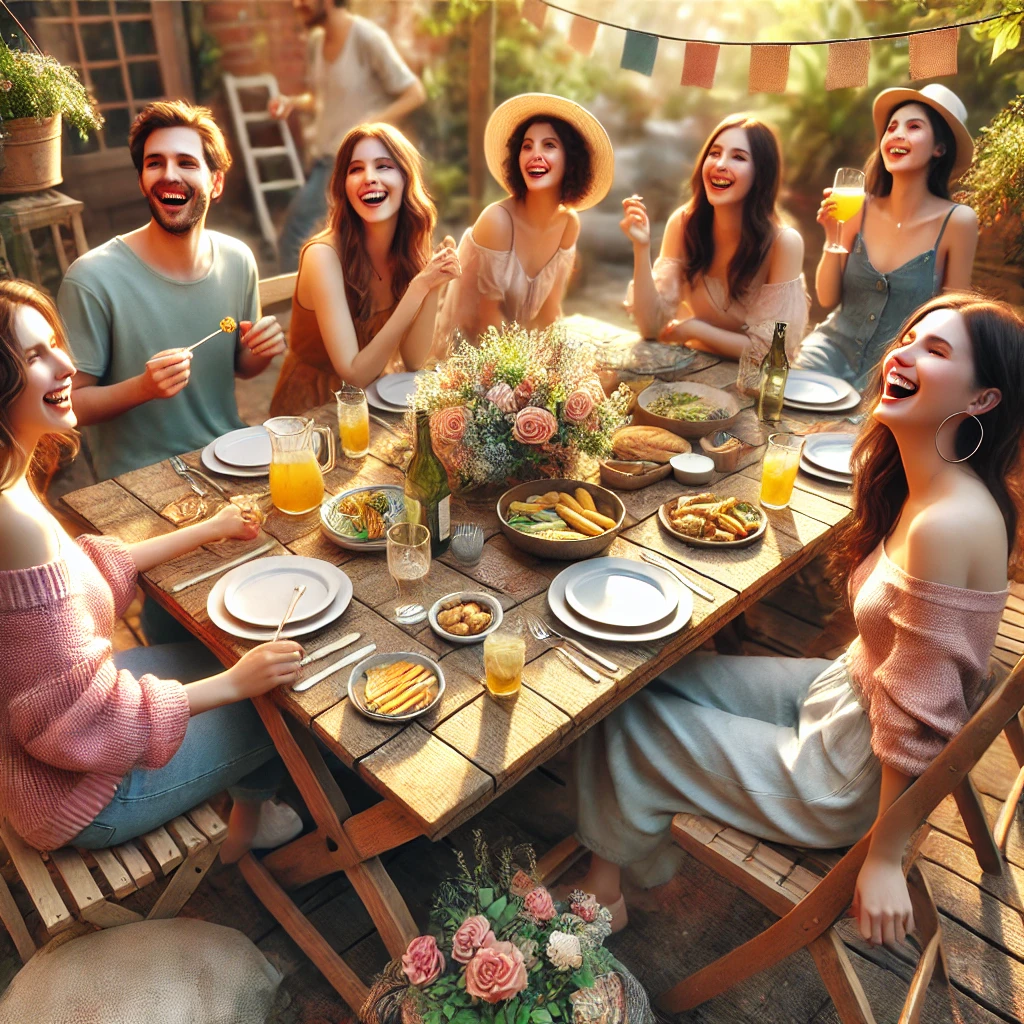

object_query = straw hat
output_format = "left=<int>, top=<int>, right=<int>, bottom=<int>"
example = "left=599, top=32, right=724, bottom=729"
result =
left=484, top=93, right=614, bottom=211
left=872, top=83, right=974, bottom=182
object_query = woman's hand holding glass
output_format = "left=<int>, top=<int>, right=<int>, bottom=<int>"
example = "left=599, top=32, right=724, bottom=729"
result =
left=821, top=168, right=866, bottom=255
left=619, top=196, right=650, bottom=247
left=206, top=503, right=262, bottom=543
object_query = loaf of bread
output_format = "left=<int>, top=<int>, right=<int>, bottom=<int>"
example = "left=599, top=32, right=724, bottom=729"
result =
left=612, top=425, right=692, bottom=463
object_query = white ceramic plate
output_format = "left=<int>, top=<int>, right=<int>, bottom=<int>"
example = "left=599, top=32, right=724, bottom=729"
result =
left=799, top=454, right=852, bottom=485
left=208, top=563, right=352, bottom=641
left=223, top=554, right=342, bottom=627
left=375, top=371, right=420, bottom=407
left=783, top=388, right=862, bottom=413
left=213, top=426, right=272, bottom=468
left=547, top=558, right=693, bottom=643
left=564, top=562, right=677, bottom=628
left=658, top=498, right=767, bottom=549
left=803, top=433, right=855, bottom=476
left=784, top=370, right=851, bottom=406
left=201, top=441, right=268, bottom=479
left=427, top=591, right=503, bottom=645
left=348, top=651, right=445, bottom=722
left=365, top=379, right=408, bottom=414
left=320, top=485, right=405, bottom=552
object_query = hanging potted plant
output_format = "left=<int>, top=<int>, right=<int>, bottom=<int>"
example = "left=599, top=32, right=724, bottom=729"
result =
left=0, top=40, right=103, bottom=194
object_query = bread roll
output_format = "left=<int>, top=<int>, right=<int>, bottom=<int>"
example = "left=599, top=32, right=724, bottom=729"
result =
left=612, top=426, right=692, bottom=463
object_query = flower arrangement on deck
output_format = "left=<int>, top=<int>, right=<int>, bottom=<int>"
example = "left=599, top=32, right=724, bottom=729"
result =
left=361, top=835, right=653, bottom=1024
left=412, top=325, right=630, bottom=494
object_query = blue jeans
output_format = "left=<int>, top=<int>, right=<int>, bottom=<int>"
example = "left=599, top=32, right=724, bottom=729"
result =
left=278, top=157, right=334, bottom=273
left=71, top=642, right=284, bottom=850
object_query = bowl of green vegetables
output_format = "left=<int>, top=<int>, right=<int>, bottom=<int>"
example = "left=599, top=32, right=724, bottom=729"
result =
left=633, top=381, right=740, bottom=439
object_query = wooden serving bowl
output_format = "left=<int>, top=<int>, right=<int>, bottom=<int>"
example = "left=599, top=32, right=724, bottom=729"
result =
left=633, top=381, right=740, bottom=439
left=497, top=479, right=626, bottom=560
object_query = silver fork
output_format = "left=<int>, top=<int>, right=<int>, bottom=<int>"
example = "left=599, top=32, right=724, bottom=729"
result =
left=525, top=615, right=618, bottom=675
left=169, top=455, right=207, bottom=498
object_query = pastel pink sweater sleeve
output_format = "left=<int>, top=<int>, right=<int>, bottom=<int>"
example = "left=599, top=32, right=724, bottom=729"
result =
left=76, top=533, right=138, bottom=619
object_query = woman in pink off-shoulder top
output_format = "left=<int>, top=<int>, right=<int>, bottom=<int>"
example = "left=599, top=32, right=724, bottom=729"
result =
left=0, top=280, right=305, bottom=864
left=572, top=293, right=1024, bottom=945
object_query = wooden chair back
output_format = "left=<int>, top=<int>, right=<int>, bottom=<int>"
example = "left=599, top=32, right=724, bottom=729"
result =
left=258, top=271, right=297, bottom=311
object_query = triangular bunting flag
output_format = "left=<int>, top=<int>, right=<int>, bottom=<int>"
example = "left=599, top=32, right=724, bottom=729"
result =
left=681, top=41, right=719, bottom=88
left=621, top=30, right=658, bottom=76
left=825, top=39, right=870, bottom=90
left=909, top=27, right=959, bottom=79
left=748, top=44, right=791, bottom=93
left=521, top=0, right=547, bottom=32
left=568, top=14, right=599, bottom=57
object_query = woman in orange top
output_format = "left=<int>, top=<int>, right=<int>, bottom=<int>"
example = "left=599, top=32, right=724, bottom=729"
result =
left=270, top=123, right=459, bottom=415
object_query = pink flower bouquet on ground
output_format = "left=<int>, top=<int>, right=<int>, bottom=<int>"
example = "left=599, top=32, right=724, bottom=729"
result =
left=361, top=835, right=654, bottom=1024
left=413, top=324, right=631, bottom=494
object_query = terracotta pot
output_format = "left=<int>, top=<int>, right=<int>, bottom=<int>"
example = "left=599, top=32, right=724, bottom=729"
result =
left=0, top=115, right=62, bottom=194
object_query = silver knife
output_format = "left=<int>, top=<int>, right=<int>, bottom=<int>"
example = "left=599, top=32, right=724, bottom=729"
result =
left=169, top=539, right=275, bottom=592
left=300, top=631, right=361, bottom=666
left=292, top=643, right=376, bottom=692
left=554, top=645, right=603, bottom=684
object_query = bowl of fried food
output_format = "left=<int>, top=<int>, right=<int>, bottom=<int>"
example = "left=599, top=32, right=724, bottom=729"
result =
left=428, top=591, right=503, bottom=645
left=348, top=652, right=445, bottom=722
left=498, top=479, right=625, bottom=560
left=634, top=382, right=740, bottom=439
left=659, top=492, right=766, bottom=548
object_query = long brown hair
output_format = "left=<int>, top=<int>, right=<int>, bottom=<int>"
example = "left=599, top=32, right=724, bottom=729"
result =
left=319, top=123, right=435, bottom=325
left=0, top=280, right=80, bottom=495
left=829, top=293, right=1024, bottom=588
left=864, top=100, right=957, bottom=201
left=681, top=114, right=782, bottom=301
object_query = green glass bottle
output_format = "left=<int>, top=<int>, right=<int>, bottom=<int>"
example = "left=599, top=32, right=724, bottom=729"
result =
left=756, top=321, right=790, bottom=425
left=404, top=410, right=452, bottom=557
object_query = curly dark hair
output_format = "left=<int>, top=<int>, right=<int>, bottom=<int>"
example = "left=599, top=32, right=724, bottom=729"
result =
left=502, top=116, right=593, bottom=207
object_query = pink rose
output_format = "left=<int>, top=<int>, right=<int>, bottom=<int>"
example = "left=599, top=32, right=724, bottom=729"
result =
left=570, top=894, right=600, bottom=923
left=485, top=382, right=517, bottom=413
left=464, top=941, right=527, bottom=1004
left=512, top=406, right=557, bottom=445
left=523, top=886, right=556, bottom=922
left=513, top=379, right=534, bottom=409
left=509, top=870, right=536, bottom=898
left=451, top=915, right=495, bottom=964
left=563, top=388, right=595, bottom=424
left=430, top=406, right=468, bottom=446
left=401, top=935, right=445, bottom=987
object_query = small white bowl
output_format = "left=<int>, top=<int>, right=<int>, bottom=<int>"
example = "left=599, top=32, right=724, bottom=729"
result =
left=671, top=452, right=716, bottom=485
left=428, top=591, right=503, bottom=645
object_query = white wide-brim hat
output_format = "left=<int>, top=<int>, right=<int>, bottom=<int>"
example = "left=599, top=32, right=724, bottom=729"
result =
left=872, top=83, right=974, bottom=182
left=483, top=93, right=614, bottom=212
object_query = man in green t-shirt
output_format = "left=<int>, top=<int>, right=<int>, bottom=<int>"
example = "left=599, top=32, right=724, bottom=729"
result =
left=58, top=100, right=286, bottom=483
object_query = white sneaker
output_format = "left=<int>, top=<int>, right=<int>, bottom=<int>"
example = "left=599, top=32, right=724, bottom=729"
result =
left=251, top=799, right=303, bottom=850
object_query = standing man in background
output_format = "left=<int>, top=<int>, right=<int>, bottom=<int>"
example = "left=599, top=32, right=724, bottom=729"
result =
left=270, top=0, right=426, bottom=272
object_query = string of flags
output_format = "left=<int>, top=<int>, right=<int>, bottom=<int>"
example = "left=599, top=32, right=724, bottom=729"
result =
left=520, top=0, right=1012, bottom=92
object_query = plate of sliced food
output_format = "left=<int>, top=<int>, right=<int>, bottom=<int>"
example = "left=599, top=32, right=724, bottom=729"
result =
left=428, top=591, right=503, bottom=645
left=658, top=492, right=767, bottom=548
left=321, top=485, right=405, bottom=551
left=348, top=651, right=445, bottom=722
left=634, top=381, right=741, bottom=439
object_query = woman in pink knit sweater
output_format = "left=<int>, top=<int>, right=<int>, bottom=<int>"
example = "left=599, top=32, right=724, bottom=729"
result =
left=0, top=280, right=304, bottom=863
left=572, top=293, right=1024, bottom=947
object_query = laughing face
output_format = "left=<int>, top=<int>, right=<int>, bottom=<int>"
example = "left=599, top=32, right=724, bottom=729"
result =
left=701, top=127, right=755, bottom=208
left=9, top=304, right=76, bottom=445
left=879, top=102, right=943, bottom=177
left=518, top=122, right=566, bottom=197
left=344, top=137, right=406, bottom=225
left=140, top=126, right=222, bottom=236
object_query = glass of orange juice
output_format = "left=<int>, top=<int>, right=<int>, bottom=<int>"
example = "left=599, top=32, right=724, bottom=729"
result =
left=335, top=385, right=370, bottom=459
left=265, top=416, right=334, bottom=516
left=823, top=167, right=866, bottom=255
left=760, top=433, right=805, bottom=510
left=483, top=630, right=526, bottom=701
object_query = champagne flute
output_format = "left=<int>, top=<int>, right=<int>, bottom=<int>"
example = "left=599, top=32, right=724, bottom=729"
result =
left=823, top=167, right=866, bottom=255
left=386, top=522, right=430, bottom=624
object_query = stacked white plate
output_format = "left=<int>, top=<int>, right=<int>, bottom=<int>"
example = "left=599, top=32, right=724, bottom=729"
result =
left=202, top=425, right=271, bottom=478
left=547, top=557, right=693, bottom=642
left=207, top=554, right=353, bottom=641
left=800, top=432, right=854, bottom=486
left=783, top=369, right=860, bottom=413
left=366, top=372, right=421, bottom=414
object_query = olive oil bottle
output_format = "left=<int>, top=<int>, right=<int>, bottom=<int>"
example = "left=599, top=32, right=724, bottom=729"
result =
left=404, top=410, right=452, bottom=556
left=756, top=321, right=790, bottom=425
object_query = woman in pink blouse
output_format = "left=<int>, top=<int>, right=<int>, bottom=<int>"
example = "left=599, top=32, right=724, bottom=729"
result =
left=572, top=293, right=1023, bottom=947
left=0, top=280, right=304, bottom=863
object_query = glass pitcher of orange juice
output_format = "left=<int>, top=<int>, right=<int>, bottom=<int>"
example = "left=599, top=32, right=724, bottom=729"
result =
left=264, top=416, right=335, bottom=516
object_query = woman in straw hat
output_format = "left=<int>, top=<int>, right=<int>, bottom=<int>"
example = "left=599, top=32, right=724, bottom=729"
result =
left=622, top=114, right=808, bottom=382
left=796, top=84, right=979, bottom=392
left=433, top=93, right=613, bottom=351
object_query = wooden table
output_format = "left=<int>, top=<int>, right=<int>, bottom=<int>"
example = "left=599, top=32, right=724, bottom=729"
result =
left=62, top=315, right=858, bottom=1012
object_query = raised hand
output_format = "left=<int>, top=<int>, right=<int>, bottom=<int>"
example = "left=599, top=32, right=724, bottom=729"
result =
left=415, top=237, right=461, bottom=291
left=240, top=316, right=286, bottom=359
left=816, top=187, right=838, bottom=228
left=141, top=348, right=191, bottom=401
left=268, top=95, right=295, bottom=120
left=620, top=195, right=651, bottom=247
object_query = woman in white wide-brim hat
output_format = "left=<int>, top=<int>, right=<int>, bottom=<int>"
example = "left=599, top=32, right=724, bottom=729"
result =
left=433, top=93, right=613, bottom=351
left=796, top=83, right=979, bottom=391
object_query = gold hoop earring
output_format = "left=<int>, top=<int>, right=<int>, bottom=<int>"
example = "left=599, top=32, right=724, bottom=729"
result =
left=935, top=411, right=983, bottom=464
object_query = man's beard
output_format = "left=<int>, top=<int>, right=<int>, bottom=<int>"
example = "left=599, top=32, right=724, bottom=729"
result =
left=300, top=0, right=327, bottom=28
left=146, top=186, right=210, bottom=236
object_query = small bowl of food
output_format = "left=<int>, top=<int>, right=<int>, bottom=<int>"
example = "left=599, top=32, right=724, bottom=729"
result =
left=670, top=452, right=715, bottom=485
left=428, top=591, right=503, bottom=645
left=348, top=652, right=445, bottom=722
left=633, top=382, right=740, bottom=439
left=497, top=479, right=625, bottom=560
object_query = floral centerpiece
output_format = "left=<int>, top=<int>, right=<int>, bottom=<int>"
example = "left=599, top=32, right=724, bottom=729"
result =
left=413, top=324, right=630, bottom=494
left=361, top=835, right=654, bottom=1024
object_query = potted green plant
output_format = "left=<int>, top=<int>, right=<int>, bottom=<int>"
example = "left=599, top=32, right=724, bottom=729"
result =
left=0, top=40, right=103, bottom=193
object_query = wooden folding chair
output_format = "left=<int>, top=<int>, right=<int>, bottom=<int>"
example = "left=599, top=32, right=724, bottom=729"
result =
left=657, top=652, right=1024, bottom=1023
left=0, top=802, right=227, bottom=962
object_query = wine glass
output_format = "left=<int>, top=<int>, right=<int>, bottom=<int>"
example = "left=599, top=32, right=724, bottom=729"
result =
left=386, top=522, right=431, bottom=624
left=823, top=167, right=866, bottom=255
